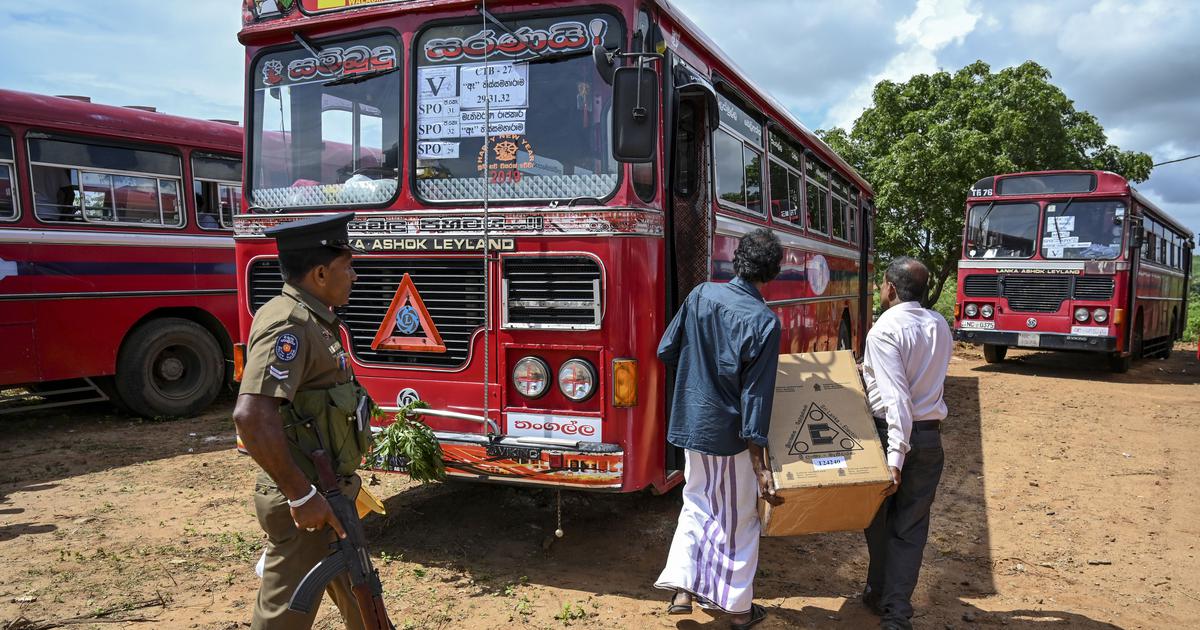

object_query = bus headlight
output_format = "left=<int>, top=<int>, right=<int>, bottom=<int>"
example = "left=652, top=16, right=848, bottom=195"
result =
left=965, top=303, right=979, bottom=318
left=1092, top=308, right=1108, bottom=324
left=980, top=304, right=994, bottom=319
left=558, top=359, right=597, bottom=402
left=1074, top=307, right=1090, bottom=322
left=512, top=357, right=550, bottom=399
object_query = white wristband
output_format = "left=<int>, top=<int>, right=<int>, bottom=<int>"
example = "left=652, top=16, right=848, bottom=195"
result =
left=287, top=484, right=318, bottom=508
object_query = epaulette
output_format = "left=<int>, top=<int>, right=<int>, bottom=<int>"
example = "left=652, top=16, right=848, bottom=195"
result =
left=287, top=300, right=312, bottom=325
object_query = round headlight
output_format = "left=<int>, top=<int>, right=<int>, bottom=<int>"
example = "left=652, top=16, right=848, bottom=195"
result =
left=558, top=359, right=597, bottom=402
left=964, top=303, right=979, bottom=318
left=1092, top=308, right=1108, bottom=323
left=980, top=304, right=994, bottom=318
left=512, top=357, right=550, bottom=399
left=1074, top=307, right=1090, bottom=322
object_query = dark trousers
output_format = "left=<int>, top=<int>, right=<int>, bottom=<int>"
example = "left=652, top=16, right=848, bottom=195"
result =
left=864, top=419, right=945, bottom=623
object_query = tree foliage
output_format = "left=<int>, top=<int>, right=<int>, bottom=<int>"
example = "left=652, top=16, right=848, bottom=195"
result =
left=819, top=60, right=1153, bottom=306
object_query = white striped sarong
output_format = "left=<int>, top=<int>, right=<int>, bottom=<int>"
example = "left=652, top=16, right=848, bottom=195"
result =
left=655, top=449, right=760, bottom=614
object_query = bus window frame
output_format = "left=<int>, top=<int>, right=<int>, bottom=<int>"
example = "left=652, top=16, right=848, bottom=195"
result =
left=246, top=27, right=404, bottom=213
left=830, top=174, right=850, bottom=242
left=0, top=128, right=19, bottom=223
left=409, top=8, right=626, bottom=208
left=27, top=133, right=187, bottom=230
left=193, top=177, right=242, bottom=231
left=765, top=127, right=804, bottom=228
left=805, top=156, right=831, bottom=237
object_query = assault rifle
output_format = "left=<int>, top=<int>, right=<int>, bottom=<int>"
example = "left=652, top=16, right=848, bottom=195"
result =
left=288, top=447, right=394, bottom=629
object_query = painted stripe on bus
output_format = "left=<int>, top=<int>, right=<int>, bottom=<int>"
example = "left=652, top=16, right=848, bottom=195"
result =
left=14, top=261, right=235, bottom=276
left=0, top=288, right=236, bottom=301
left=714, top=214, right=861, bottom=259
left=0, top=229, right=234, bottom=249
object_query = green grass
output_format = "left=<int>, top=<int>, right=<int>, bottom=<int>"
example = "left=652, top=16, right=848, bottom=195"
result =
left=932, top=276, right=957, bottom=325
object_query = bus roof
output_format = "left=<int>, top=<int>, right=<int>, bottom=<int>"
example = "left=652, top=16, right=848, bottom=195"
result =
left=237, top=0, right=874, bottom=198
left=967, top=169, right=1191, bottom=236
left=0, top=89, right=242, bottom=153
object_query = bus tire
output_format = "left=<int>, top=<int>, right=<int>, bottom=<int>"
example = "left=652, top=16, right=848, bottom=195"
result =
left=836, top=317, right=852, bottom=352
left=115, top=318, right=224, bottom=419
left=1108, top=352, right=1131, bottom=373
left=982, top=344, right=1007, bottom=363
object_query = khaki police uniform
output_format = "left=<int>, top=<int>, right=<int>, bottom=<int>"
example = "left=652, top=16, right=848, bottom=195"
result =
left=240, top=282, right=367, bottom=630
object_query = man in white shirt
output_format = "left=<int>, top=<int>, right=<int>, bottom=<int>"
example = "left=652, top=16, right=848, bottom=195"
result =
left=860, top=257, right=953, bottom=630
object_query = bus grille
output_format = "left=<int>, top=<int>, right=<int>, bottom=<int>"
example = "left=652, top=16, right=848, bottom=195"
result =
left=503, top=257, right=602, bottom=328
left=247, top=258, right=485, bottom=368
left=962, top=274, right=1000, bottom=297
left=1001, top=275, right=1071, bottom=313
left=1073, top=276, right=1114, bottom=300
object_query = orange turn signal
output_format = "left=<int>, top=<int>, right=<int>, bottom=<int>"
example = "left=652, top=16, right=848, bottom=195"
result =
left=612, top=359, right=638, bottom=408
left=1113, top=309, right=1125, bottom=325
left=233, top=343, right=246, bottom=383
left=954, top=303, right=962, bottom=318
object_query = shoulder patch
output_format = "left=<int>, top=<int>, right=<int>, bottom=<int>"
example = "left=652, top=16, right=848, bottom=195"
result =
left=275, top=333, right=300, bottom=362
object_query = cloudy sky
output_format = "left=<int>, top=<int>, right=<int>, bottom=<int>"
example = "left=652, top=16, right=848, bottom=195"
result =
left=1, top=0, right=1196, bottom=245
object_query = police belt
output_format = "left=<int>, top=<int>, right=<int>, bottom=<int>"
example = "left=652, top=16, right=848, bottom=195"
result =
left=873, top=417, right=942, bottom=432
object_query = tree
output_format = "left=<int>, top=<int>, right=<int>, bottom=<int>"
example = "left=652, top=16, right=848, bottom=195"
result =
left=819, top=60, right=1153, bottom=307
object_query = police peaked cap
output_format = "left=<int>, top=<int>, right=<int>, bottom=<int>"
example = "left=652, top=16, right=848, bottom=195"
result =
left=265, top=212, right=356, bottom=252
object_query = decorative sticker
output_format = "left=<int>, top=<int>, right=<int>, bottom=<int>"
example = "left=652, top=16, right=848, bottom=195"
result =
left=476, top=134, right=535, bottom=173
left=259, top=44, right=397, bottom=88
left=423, top=18, right=609, bottom=63
left=807, top=254, right=831, bottom=296
left=274, top=333, right=299, bottom=362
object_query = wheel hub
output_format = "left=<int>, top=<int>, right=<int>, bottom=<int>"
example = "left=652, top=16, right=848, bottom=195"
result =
left=158, top=356, right=185, bottom=381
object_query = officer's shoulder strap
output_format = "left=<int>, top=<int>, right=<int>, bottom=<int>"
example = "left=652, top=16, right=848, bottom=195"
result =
left=286, top=297, right=313, bottom=326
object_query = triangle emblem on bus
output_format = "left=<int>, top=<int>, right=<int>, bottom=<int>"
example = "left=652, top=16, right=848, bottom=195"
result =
left=370, top=273, right=447, bottom=353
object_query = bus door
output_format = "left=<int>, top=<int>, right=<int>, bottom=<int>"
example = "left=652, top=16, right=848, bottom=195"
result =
left=663, top=61, right=716, bottom=473
left=857, top=200, right=874, bottom=357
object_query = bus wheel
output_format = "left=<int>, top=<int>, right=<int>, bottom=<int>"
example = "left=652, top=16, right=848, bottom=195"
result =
left=1108, top=352, right=1131, bottom=373
left=836, top=318, right=852, bottom=352
left=982, top=344, right=1007, bottom=363
left=115, top=318, right=224, bottom=418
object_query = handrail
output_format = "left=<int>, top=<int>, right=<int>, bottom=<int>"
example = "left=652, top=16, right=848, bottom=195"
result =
left=377, top=405, right=500, bottom=435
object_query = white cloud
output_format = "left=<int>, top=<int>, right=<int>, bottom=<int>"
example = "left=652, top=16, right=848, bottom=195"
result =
left=824, top=0, right=980, bottom=129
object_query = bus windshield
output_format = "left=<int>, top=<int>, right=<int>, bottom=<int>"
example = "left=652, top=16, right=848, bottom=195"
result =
left=249, top=33, right=402, bottom=210
left=965, top=202, right=1039, bottom=259
left=414, top=13, right=622, bottom=203
left=1041, top=199, right=1125, bottom=260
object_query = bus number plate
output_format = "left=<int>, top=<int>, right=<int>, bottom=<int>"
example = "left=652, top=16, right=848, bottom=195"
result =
left=1017, top=333, right=1041, bottom=347
left=959, top=320, right=995, bottom=330
left=486, top=444, right=541, bottom=461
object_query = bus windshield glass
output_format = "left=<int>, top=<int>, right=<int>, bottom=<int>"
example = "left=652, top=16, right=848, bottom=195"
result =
left=965, top=202, right=1039, bottom=259
left=414, top=13, right=622, bottom=203
left=1041, top=199, right=1125, bottom=260
left=249, top=33, right=401, bottom=210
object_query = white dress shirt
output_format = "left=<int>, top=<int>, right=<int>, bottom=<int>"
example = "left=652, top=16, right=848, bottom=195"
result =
left=862, top=300, right=953, bottom=469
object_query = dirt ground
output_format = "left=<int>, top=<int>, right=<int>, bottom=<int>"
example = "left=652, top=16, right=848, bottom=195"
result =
left=2, top=345, right=1198, bottom=630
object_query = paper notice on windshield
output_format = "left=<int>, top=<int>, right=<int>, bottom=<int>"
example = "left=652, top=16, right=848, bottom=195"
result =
left=1049, top=216, right=1075, bottom=231
left=459, top=62, right=529, bottom=109
left=461, top=120, right=526, bottom=137
left=417, top=67, right=463, bottom=145
left=1046, top=246, right=1064, bottom=258
left=418, top=66, right=458, bottom=99
left=417, top=141, right=459, bottom=160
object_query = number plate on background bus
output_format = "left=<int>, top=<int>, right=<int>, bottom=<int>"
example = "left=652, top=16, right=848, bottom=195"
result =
left=1017, top=333, right=1041, bottom=347
left=959, top=320, right=995, bottom=330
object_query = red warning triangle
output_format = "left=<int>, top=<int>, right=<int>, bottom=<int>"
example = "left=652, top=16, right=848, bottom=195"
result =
left=370, top=273, right=446, bottom=353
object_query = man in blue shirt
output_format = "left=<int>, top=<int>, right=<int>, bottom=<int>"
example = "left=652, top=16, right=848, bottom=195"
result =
left=654, top=228, right=784, bottom=630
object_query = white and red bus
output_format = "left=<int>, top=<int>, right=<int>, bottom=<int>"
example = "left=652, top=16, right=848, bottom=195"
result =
left=954, top=170, right=1193, bottom=372
left=0, top=90, right=243, bottom=415
left=234, top=0, right=875, bottom=492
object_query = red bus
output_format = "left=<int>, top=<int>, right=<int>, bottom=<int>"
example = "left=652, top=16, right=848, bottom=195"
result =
left=954, top=170, right=1193, bottom=372
left=235, top=0, right=875, bottom=492
left=0, top=90, right=244, bottom=416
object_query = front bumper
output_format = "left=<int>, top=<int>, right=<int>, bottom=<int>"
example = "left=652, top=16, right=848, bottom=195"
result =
left=955, top=329, right=1118, bottom=352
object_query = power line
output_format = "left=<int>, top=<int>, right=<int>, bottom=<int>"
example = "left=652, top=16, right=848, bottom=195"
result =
left=1154, top=153, right=1200, bottom=167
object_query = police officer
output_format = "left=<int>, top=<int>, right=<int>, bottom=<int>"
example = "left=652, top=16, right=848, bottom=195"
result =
left=233, top=212, right=371, bottom=630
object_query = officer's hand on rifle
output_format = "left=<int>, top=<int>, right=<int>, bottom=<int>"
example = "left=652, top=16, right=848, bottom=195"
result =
left=291, top=493, right=346, bottom=538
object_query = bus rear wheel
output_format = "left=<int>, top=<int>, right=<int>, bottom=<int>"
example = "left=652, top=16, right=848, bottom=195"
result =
left=982, top=344, right=1007, bottom=363
left=115, top=318, right=224, bottom=418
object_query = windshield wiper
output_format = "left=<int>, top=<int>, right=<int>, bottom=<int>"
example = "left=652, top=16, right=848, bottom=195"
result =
left=323, top=66, right=400, bottom=87
left=1048, top=197, right=1075, bottom=254
left=478, top=6, right=544, bottom=59
left=525, top=49, right=591, bottom=65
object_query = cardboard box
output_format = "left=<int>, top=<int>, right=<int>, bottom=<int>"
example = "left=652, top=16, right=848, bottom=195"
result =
left=759, top=350, right=892, bottom=536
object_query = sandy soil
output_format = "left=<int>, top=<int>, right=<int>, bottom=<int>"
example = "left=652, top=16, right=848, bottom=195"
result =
left=1, top=345, right=1198, bottom=629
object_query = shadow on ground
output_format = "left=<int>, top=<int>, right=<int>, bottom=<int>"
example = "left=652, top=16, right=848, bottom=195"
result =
left=972, top=348, right=1199, bottom=385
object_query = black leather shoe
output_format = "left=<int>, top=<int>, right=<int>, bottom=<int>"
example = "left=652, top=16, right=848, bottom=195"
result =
left=861, top=589, right=883, bottom=616
left=880, top=617, right=913, bottom=630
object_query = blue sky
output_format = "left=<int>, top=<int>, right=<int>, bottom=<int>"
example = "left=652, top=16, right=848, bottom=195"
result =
left=1, top=0, right=1196, bottom=246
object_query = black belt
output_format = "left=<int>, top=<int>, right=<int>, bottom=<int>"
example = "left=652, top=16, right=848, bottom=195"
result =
left=873, top=417, right=942, bottom=432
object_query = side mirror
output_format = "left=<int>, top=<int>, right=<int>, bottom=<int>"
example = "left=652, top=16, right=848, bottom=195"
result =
left=611, top=65, right=659, bottom=163
left=1131, top=229, right=1145, bottom=249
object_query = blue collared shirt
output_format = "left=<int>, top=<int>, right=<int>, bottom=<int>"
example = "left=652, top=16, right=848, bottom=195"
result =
left=657, top=276, right=782, bottom=456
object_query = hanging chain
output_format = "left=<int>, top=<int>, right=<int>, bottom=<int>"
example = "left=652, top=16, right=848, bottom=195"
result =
left=554, top=490, right=564, bottom=538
